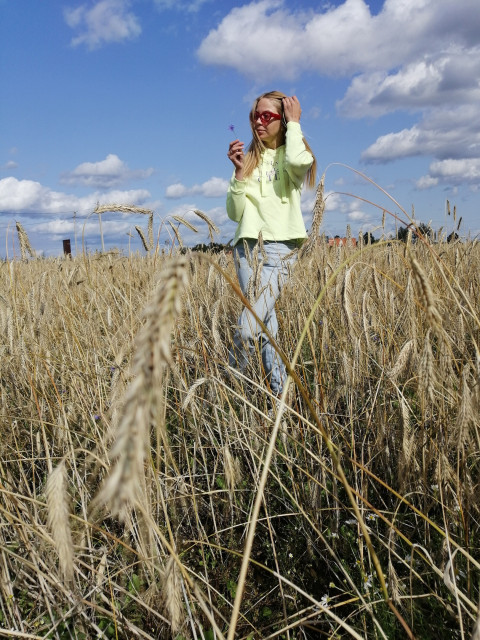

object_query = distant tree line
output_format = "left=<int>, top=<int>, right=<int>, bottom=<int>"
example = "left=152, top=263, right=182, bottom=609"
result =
left=396, top=223, right=459, bottom=243
left=186, top=241, right=230, bottom=254
left=182, top=227, right=461, bottom=255
left=360, top=223, right=460, bottom=245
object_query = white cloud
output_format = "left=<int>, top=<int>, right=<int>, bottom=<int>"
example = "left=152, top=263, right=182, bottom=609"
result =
left=34, top=218, right=132, bottom=240
left=61, top=154, right=154, bottom=188
left=165, top=183, right=189, bottom=198
left=429, top=158, right=480, bottom=181
left=0, top=176, right=152, bottom=214
left=197, top=177, right=229, bottom=198
left=165, top=176, right=229, bottom=199
left=197, top=0, right=480, bottom=80
left=95, top=188, right=154, bottom=205
left=347, top=210, right=370, bottom=222
left=64, top=0, right=141, bottom=50
left=153, top=0, right=213, bottom=11
left=423, top=158, right=480, bottom=189
left=362, top=127, right=423, bottom=163
left=362, top=103, right=480, bottom=164
left=0, top=177, right=46, bottom=211
left=416, top=175, right=439, bottom=190
left=1, top=160, right=18, bottom=171
left=198, top=0, right=480, bottom=186
left=197, top=1, right=305, bottom=81
left=338, top=48, right=480, bottom=118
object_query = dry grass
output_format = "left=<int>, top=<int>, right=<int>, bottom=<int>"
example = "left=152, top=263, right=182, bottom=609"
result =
left=0, top=231, right=479, bottom=639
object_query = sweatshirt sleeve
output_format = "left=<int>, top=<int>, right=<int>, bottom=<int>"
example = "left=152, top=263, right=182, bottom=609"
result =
left=284, top=121, right=314, bottom=188
left=226, top=174, right=246, bottom=222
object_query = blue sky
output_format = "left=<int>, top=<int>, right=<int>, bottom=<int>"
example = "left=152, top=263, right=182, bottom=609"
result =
left=1, top=0, right=479, bottom=257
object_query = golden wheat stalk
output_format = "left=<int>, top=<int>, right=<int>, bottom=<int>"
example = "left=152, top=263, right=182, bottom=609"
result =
left=15, top=221, right=36, bottom=259
left=342, top=266, right=355, bottom=337
left=161, top=555, right=185, bottom=635
left=46, top=460, right=74, bottom=583
left=192, top=209, right=219, bottom=242
left=418, top=329, right=436, bottom=403
left=182, top=377, right=208, bottom=411
left=171, top=215, right=199, bottom=233
left=387, top=339, right=416, bottom=380
left=94, top=203, right=153, bottom=215
left=93, top=256, right=189, bottom=520
left=148, top=213, right=153, bottom=248
left=455, top=364, right=474, bottom=449
left=300, top=174, right=325, bottom=256
left=410, top=254, right=443, bottom=334
left=223, top=444, right=242, bottom=500
left=168, top=220, right=184, bottom=249
left=135, top=225, right=150, bottom=251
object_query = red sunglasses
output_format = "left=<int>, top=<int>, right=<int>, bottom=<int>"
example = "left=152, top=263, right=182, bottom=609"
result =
left=253, top=110, right=282, bottom=126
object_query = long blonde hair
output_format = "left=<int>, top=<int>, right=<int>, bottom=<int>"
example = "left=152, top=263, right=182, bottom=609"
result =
left=243, top=90, right=317, bottom=189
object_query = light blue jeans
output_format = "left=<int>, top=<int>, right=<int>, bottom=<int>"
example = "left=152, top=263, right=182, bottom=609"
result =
left=229, top=239, right=297, bottom=395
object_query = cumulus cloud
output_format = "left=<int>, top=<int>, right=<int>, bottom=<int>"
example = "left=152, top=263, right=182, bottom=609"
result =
left=416, top=175, right=439, bottom=190
left=64, top=0, right=141, bottom=49
left=429, top=158, right=480, bottom=182
left=61, top=154, right=154, bottom=188
left=165, top=183, right=189, bottom=199
left=197, top=0, right=480, bottom=80
left=419, top=158, right=480, bottom=190
left=337, top=49, right=480, bottom=118
left=165, top=176, right=229, bottom=199
left=0, top=176, right=152, bottom=214
left=347, top=210, right=370, bottom=222
left=34, top=217, right=132, bottom=240
left=198, top=0, right=480, bottom=190
left=362, top=104, right=480, bottom=163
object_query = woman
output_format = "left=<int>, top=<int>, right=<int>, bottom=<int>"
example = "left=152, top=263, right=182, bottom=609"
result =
left=226, top=90, right=316, bottom=396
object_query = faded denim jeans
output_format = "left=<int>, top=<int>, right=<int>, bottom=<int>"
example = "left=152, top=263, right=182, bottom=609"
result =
left=229, top=239, right=297, bottom=395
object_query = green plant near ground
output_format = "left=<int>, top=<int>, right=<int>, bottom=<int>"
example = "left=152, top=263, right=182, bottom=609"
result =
left=0, top=223, right=479, bottom=639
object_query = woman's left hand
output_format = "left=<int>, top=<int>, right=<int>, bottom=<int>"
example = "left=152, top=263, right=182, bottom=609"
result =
left=283, top=95, right=301, bottom=123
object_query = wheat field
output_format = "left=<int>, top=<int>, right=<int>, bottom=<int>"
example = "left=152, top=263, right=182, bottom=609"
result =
left=0, top=216, right=479, bottom=639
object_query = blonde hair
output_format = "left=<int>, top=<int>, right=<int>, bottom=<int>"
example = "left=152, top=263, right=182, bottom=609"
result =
left=243, top=90, right=317, bottom=189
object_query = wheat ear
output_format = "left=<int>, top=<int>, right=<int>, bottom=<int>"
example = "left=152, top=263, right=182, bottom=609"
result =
left=300, top=174, right=325, bottom=256
left=16, top=221, right=36, bottom=259
left=161, top=555, right=185, bottom=635
left=168, top=220, right=184, bottom=248
left=418, top=329, right=436, bottom=403
left=171, top=215, right=199, bottom=233
left=192, top=209, right=220, bottom=242
left=342, top=266, right=355, bottom=338
left=223, top=444, right=242, bottom=500
left=454, top=364, right=474, bottom=449
left=93, top=256, right=188, bottom=520
left=410, top=253, right=442, bottom=334
left=387, top=339, right=416, bottom=381
left=148, top=212, right=153, bottom=247
left=46, top=461, right=74, bottom=583
left=94, top=203, right=153, bottom=215
left=135, top=225, right=150, bottom=251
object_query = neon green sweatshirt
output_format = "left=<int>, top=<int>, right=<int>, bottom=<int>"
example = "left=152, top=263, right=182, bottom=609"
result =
left=226, top=121, right=313, bottom=246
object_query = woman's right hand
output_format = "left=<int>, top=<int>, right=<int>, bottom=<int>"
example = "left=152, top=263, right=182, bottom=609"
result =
left=227, top=139, right=245, bottom=180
